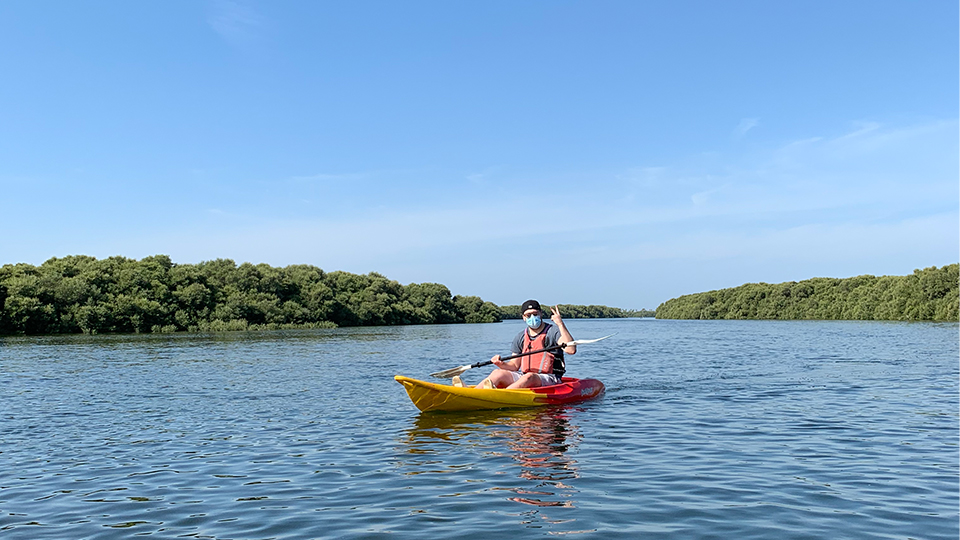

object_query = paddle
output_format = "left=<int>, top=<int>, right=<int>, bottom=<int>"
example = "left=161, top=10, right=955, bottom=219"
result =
left=429, top=333, right=617, bottom=379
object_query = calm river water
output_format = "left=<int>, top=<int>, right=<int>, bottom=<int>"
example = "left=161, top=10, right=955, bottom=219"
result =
left=1, top=319, right=957, bottom=539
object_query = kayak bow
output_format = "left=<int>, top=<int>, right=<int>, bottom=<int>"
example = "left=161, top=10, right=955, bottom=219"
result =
left=395, top=375, right=605, bottom=412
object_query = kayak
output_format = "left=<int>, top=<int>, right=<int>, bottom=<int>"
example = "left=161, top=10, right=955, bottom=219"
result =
left=395, top=375, right=605, bottom=413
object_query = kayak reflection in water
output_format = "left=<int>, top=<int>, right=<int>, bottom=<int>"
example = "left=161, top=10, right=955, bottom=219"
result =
left=475, top=300, right=577, bottom=390
left=399, top=407, right=581, bottom=509
left=505, top=408, right=580, bottom=508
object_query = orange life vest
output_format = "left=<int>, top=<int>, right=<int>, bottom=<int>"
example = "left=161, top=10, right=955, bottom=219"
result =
left=519, top=324, right=564, bottom=376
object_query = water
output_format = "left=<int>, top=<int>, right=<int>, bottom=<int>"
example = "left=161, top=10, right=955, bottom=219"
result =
left=1, top=319, right=957, bottom=539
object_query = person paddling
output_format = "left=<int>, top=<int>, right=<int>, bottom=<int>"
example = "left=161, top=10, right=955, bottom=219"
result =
left=474, top=300, right=576, bottom=389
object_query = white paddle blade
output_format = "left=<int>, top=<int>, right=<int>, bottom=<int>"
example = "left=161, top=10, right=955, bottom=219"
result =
left=569, top=333, right=618, bottom=345
left=429, top=364, right=472, bottom=379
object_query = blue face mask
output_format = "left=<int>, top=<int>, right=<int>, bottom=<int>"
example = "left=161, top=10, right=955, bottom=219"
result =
left=525, top=314, right=541, bottom=329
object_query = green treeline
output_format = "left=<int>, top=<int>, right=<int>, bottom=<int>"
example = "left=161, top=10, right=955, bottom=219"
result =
left=500, top=305, right=655, bottom=319
left=655, top=264, right=959, bottom=322
left=0, top=255, right=645, bottom=336
left=0, top=255, right=503, bottom=335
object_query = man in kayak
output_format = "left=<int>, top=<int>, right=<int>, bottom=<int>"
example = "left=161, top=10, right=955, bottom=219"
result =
left=474, top=300, right=576, bottom=389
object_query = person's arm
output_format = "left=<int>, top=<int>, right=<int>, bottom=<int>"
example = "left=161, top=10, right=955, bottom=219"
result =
left=491, top=354, right=521, bottom=371
left=490, top=331, right=525, bottom=370
left=551, top=305, right=576, bottom=354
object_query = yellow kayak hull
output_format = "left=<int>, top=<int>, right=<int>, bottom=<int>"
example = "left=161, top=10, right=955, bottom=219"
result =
left=395, top=375, right=605, bottom=413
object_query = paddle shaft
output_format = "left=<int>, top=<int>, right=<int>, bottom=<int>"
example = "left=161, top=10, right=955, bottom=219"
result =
left=428, top=333, right=616, bottom=379
left=462, top=342, right=569, bottom=371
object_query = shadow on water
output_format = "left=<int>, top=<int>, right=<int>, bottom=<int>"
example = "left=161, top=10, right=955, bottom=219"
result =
left=397, top=406, right=584, bottom=509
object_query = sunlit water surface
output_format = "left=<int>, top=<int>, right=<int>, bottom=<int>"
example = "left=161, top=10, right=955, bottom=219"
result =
left=2, top=319, right=957, bottom=539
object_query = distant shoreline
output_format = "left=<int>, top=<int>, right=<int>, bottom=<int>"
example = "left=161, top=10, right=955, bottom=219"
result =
left=655, top=264, right=958, bottom=322
left=0, top=255, right=654, bottom=336
left=3, top=255, right=953, bottom=337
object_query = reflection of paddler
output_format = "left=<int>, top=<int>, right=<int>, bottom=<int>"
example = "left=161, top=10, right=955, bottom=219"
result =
left=508, top=495, right=574, bottom=507
left=400, top=409, right=542, bottom=455
left=396, top=406, right=581, bottom=508
left=502, top=407, right=580, bottom=508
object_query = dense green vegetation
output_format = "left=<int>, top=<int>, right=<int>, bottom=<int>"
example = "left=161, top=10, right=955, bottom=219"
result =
left=500, top=305, right=655, bottom=319
left=655, top=264, right=959, bottom=322
left=0, top=255, right=503, bottom=335
left=0, top=255, right=644, bottom=336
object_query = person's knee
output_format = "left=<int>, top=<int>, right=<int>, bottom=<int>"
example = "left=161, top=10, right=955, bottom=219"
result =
left=489, top=369, right=511, bottom=386
left=507, top=373, right=530, bottom=388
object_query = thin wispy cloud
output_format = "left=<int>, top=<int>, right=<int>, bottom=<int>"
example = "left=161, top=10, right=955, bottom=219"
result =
left=466, top=167, right=502, bottom=185
left=290, top=172, right=370, bottom=183
left=208, top=0, right=263, bottom=47
left=690, top=186, right=724, bottom=206
left=621, top=166, right=668, bottom=186
left=833, top=121, right=881, bottom=142
left=562, top=212, right=957, bottom=273
left=733, top=118, right=760, bottom=138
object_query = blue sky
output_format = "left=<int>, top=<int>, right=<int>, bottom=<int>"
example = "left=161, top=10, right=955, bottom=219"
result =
left=1, top=1, right=957, bottom=309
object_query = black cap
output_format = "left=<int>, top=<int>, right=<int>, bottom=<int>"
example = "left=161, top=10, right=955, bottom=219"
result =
left=520, top=299, right=541, bottom=313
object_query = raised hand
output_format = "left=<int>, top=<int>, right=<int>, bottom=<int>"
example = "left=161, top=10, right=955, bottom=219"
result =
left=551, top=305, right=564, bottom=325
